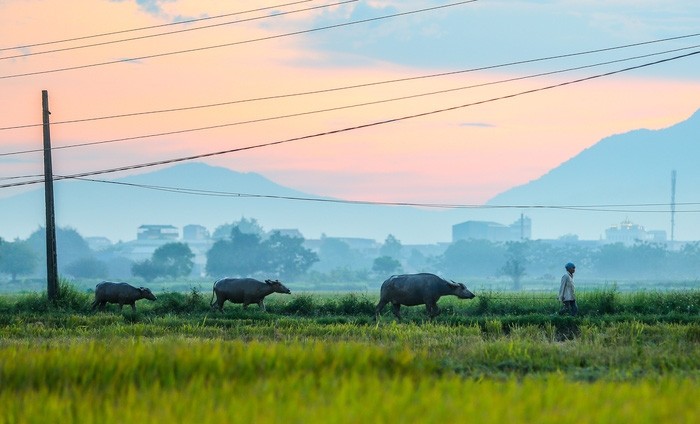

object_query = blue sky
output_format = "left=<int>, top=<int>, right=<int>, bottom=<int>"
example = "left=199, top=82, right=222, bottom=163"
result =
left=301, top=1, right=700, bottom=77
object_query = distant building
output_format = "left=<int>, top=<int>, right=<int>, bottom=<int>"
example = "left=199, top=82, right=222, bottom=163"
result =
left=137, top=225, right=179, bottom=241
left=304, top=236, right=380, bottom=255
left=647, top=230, right=668, bottom=243
left=268, top=229, right=304, bottom=239
left=330, top=237, right=380, bottom=252
left=85, top=236, right=112, bottom=251
left=452, top=214, right=531, bottom=242
left=183, top=224, right=210, bottom=241
left=118, top=224, right=212, bottom=277
left=604, top=219, right=666, bottom=245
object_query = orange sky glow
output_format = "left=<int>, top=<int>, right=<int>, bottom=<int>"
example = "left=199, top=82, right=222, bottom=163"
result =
left=2, top=0, right=700, bottom=207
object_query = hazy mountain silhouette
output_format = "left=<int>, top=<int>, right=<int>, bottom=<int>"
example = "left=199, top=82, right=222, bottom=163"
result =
left=486, top=108, right=700, bottom=240
left=0, top=162, right=462, bottom=244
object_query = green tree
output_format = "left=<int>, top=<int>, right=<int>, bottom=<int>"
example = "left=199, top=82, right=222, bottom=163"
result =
left=313, top=236, right=369, bottom=273
left=131, top=242, right=194, bottom=281
left=525, top=239, right=591, bottom=280
left=500, top=241, right=528, bottom=290
left=206, top=227, right=265, bottom=277
left=263, top=231, right=318, bottom=279
left=212, top=217, right=264, bottom=240
left=499, top=258, right=527, bottom=290
left=379, top=234, right=402, bottom=259
left=207, top=227, right=317, bottom=279
left=131, top=259, right=164, bottom=282
left=372, top=255, right=402, bottom=276
left=65, top=257, right=108, bottom=279
left=438, top=239, right=506, bottom=277
left=593, top=243, right=630, bottom=278
left=152, top=242, right=195, bottom=278
left=406, top=248, right=429, bottom=272
left=591, top=242, right=668, bottom=280
left=628, top=242, right=667, bottom=279
left=0, top=239, right=37, bottom=281
left=678, top=242, right=700, bottom=278
left=26, top=227, right=92, bottom=276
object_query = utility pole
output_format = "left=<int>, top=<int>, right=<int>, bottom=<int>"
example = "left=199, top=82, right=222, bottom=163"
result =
left=42, top=90, right=59, bottom=301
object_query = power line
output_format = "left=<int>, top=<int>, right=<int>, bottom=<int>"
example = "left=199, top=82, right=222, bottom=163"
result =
left=1, top=49, right=697, bottom=191
left=0, top=0, right=478, bottom=80
left=0, top=0, right=315, bottom=52
left=2, top=31, right=699, bottom=132
left=1, top=43, right=697, bottom=157
left=0, top=174, right=44, bottom=181
left=0, top=0, right=358, bottom=61
left=52, top=176, right=700, bottom=213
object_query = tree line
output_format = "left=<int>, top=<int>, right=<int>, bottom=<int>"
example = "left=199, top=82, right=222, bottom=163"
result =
left=3, top=220, right=700, bottom=286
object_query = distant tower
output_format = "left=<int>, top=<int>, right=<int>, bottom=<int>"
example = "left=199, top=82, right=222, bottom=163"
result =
left=671, top=170, right=677, bottom=243
left=520, top=213, right=524, bottom=240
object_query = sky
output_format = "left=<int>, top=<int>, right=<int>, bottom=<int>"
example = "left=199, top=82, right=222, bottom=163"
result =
left=2, top=0, right=700, bottom=233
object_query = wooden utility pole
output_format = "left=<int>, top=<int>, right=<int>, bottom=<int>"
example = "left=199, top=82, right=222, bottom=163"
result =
left=42, top=90, right=59, bottom=301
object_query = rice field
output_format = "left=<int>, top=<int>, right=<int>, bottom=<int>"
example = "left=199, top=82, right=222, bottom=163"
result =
left=1, top=287, right=699, bottom=423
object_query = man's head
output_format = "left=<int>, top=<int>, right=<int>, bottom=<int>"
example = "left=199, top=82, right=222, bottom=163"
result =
left=565, top=262, right=576, bottom=273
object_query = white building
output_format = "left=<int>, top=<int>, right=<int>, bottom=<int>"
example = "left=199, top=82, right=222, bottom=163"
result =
left=604, top=219, right=666, bottom=245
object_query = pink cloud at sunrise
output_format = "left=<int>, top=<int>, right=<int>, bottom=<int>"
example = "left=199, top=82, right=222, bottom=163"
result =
left=2, top=0, right=700, bottom=206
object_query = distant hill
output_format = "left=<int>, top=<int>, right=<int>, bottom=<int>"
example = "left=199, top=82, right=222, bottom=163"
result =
left=0, top=162, right=463, bottom=244
left=486, top=108, right=700, bottom=241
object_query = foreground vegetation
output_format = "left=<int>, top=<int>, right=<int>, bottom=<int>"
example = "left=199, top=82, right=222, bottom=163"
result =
left=1, top=285, right=699, bottom=423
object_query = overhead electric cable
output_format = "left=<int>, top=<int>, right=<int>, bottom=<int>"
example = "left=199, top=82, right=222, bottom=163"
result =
left=0, top=0, right=358, bottom=61
left=1, top=48, right=698, bottom=191
left=1, top=31, right=698, bottom=132
left=0, top=0, right=315, bottom=52
left=45, top=176, right=700, bottom=213
left=0, top=174, right=44, bottom=181
left=1, top=43, right=697, bottom=156
left=0, top=0, right=478, bottom=80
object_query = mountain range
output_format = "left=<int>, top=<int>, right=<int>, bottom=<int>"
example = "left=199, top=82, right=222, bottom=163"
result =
left=487, top=107, right=700, bottom=241
left=1, top=108, right=699, bottom=244
left=0, top=162, right=464, bottom=244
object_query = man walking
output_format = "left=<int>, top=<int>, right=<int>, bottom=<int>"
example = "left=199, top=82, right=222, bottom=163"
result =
left=558, top=262, right=578, bottom=316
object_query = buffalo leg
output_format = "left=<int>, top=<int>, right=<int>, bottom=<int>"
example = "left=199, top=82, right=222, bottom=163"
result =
left=375, top=299, right=389, bottom=320
left=214, top=297, right=225, bottom=312
left=426, top=303, right=440, bottom=318
left=391, top=303, right=402, bottom=320
left=130, top=303, right=136, bottom=312
left=258, top=300, right=266, bottom=312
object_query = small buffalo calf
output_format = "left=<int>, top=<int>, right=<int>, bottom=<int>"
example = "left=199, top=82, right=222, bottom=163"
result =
left=91, top=281, right=157, bottom=312
left=210, top=278, right=291, bottom=312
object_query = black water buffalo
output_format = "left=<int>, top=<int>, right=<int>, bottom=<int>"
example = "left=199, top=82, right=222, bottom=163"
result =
left=375, top=273, right=475, bottom=320
left=210, top=278, right=291, bottom=312
left=91, top=281, right=157, bottom=312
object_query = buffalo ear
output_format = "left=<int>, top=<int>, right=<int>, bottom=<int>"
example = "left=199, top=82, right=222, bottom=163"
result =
left=265, top=279, right=273, bottom=285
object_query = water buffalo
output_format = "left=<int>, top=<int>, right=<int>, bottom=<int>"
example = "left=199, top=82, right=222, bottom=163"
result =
left=210, top=278, right=291, bottom=312
left=375, top=273, right=475, bottom=320
left=91, top=281, right=157, bottom=312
